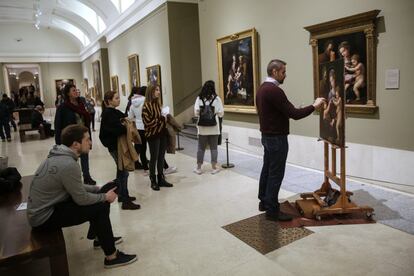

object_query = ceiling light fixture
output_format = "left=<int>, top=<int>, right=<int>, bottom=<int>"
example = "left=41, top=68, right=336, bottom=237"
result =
left=33, top=0, right=41, bottom=30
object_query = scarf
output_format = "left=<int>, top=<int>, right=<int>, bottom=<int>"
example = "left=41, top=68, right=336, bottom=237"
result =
left=64, top=99, right=91, bottom=128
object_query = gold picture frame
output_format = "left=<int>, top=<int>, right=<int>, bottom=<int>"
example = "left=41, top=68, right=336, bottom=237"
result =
left=146, top=64, right=162, bottom=102
left=305, top=10, right=380, bottom=114
left=111, top=75, right=119, bottom=93
left=217, top=28, right=259, bottom=114
left=128, top=54, right=140, bottom=90
left=92, top=60, right=102, bottom=102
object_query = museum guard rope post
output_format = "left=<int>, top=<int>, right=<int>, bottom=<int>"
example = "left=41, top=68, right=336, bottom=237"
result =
left=176, top=131, right=184, bottom=151
left=221, top=138, right=235, bottom=169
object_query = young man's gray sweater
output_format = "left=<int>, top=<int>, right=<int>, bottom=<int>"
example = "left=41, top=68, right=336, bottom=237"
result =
left=27, top=145, right=106, bottom=227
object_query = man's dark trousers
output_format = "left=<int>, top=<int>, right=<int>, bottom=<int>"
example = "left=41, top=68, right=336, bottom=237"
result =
left=258, top=134, right=289, bottom=213
left=33, top=200, right=116, bottom=256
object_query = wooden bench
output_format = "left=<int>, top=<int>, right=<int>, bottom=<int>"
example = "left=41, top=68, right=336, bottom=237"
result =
left=19, top=124, right=46, bottom=142
left=0, top=176, right=69, bottom=275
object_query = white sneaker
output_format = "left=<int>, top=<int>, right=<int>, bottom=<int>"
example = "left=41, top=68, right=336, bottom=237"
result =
left=164, top=166, right=177, bottom=175
left=193, top=168, right=202, bottom=175
left=211, top=168, right=221, bottom=175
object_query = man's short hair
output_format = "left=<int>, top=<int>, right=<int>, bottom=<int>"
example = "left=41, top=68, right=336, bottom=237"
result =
left=61, top=125, right=89, bottom=147
left=267, top=59, right=287, bottom=76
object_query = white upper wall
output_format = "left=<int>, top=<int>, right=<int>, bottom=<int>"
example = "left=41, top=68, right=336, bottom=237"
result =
left=0, top=22, right=81, bottom=56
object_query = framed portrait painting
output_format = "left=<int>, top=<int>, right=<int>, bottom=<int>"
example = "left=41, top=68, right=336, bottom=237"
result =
left=111, top=75, right=119, bottom=93
left=128, top=54, right=140, bottom=90
left=146, top=65, right=162, bottom=102
left=92, top=60, right=102, bottom=102
left=55, top=79, right=75, bottom=97
left=217, top=28, right=258, bottom=114
left=146, top=64, right=161, bottom=87
left=319, top=60, right=345, bottom=147
left=305, top=10, right=380, bottom=114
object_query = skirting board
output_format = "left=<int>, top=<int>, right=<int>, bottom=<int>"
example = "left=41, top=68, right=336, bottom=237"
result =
left=222, top=124, right=414, bottom=187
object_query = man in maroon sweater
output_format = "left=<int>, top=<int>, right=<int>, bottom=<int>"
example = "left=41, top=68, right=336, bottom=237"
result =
left=256, top=59, right=325, bottom=221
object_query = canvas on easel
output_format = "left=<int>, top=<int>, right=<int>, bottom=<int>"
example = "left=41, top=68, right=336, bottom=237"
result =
left=296, top=59, right=373, bottom=220
left=319, top=59, right=345, bottom=147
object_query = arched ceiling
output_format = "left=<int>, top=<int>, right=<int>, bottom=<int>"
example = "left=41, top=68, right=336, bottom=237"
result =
left=0, top=0, right=130, bottom=47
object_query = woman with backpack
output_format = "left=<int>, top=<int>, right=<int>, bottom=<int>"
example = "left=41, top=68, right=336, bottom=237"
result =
left=193, top=80, right=224, bottom=175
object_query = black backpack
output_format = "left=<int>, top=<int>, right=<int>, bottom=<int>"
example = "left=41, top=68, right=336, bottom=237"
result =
left=198, top=96, right=217, bottom=126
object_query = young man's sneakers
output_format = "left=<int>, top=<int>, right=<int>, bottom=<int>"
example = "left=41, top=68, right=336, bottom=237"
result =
left=104, top=250, right=137, bottom=269
left=94, top=236, right=123, bottom=249
left=164, top=166, right=177, bottom=175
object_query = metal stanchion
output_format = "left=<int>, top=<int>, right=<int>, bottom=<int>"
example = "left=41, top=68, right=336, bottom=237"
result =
left=221, top=138, right=234, bottom=168
left=176, top=132, right=184, bottom=151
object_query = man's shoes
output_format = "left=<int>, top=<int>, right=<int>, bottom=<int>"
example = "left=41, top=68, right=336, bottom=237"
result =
left=104, top=250, right=137, bottom=269
left=164, top=166, right=177, bottom=175
left=6, top=138, right=11, bottom=142
left=94, top=237, right=123, bottom=249
left=84, top=177, right=97, bottom=185
left=258, top=201, right=268, bottom=212
left=121, top=201, right=141, bottom=210
left=278, top=212, right=293, bottom=221
left=265, top=211, right=293, bottom=222
left=1, top=139, right=5, bottom=142
left=118, top=196, right=136, bottom=203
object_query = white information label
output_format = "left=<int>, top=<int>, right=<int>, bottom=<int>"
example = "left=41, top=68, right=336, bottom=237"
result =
left=385, top=69, right=400, bottom=89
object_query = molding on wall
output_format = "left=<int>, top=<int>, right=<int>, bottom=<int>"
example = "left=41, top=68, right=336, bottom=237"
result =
left=0, top=53, right=81, bottom=63
left=222, top=123, right=414, bottom=187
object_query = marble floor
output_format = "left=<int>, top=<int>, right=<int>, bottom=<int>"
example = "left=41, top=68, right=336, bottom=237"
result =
left=1, top=128, right=414, bottom=276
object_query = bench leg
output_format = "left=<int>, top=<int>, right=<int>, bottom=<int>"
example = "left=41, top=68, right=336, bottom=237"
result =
left=49, top=250, right=69, bottom=276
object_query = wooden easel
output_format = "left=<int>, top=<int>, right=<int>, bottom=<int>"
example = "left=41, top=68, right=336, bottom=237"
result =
left=296, top=140, right=374, bottom=220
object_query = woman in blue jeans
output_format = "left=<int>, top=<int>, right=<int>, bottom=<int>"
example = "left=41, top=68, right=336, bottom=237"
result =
left=99, top=90, right=140, bottom=210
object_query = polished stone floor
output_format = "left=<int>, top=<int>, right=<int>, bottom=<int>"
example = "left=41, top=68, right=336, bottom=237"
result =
left=1, top=127, right=414, bottom=276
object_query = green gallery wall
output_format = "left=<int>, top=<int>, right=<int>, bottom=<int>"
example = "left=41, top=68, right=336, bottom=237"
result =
left=198, top=0, right=414, bottom=151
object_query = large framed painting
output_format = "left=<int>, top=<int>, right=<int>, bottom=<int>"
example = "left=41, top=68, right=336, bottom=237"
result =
left=320, top=60, right=345, bottom=147
left=146, top=64, right=161, bottom=87
left=305, top=10, right=380, bottom=114
left=128, top=54, right=140, bottom=90
left=55, top=79, right=75, bottom=97
left=217, top=28, right=258, bottom=114
left=146, top=64, right=162, bottom=102
left=92, top=60, right=102, bottom=102
left=111, top=75, right=119, bottom=93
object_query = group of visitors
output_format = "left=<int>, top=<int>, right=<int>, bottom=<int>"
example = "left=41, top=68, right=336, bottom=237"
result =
left=24, top=57, right=325, bottom=269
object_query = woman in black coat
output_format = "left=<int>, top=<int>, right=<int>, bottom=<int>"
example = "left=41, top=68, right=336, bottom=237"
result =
left=54, top=84, right=96, bottom=185
left=99, top=90, right=140, bottom=210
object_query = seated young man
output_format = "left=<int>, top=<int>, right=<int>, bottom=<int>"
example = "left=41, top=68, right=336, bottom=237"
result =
left=27, top=124, right=137, bottom=268
left=31, top=105, right=54, bottom=137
